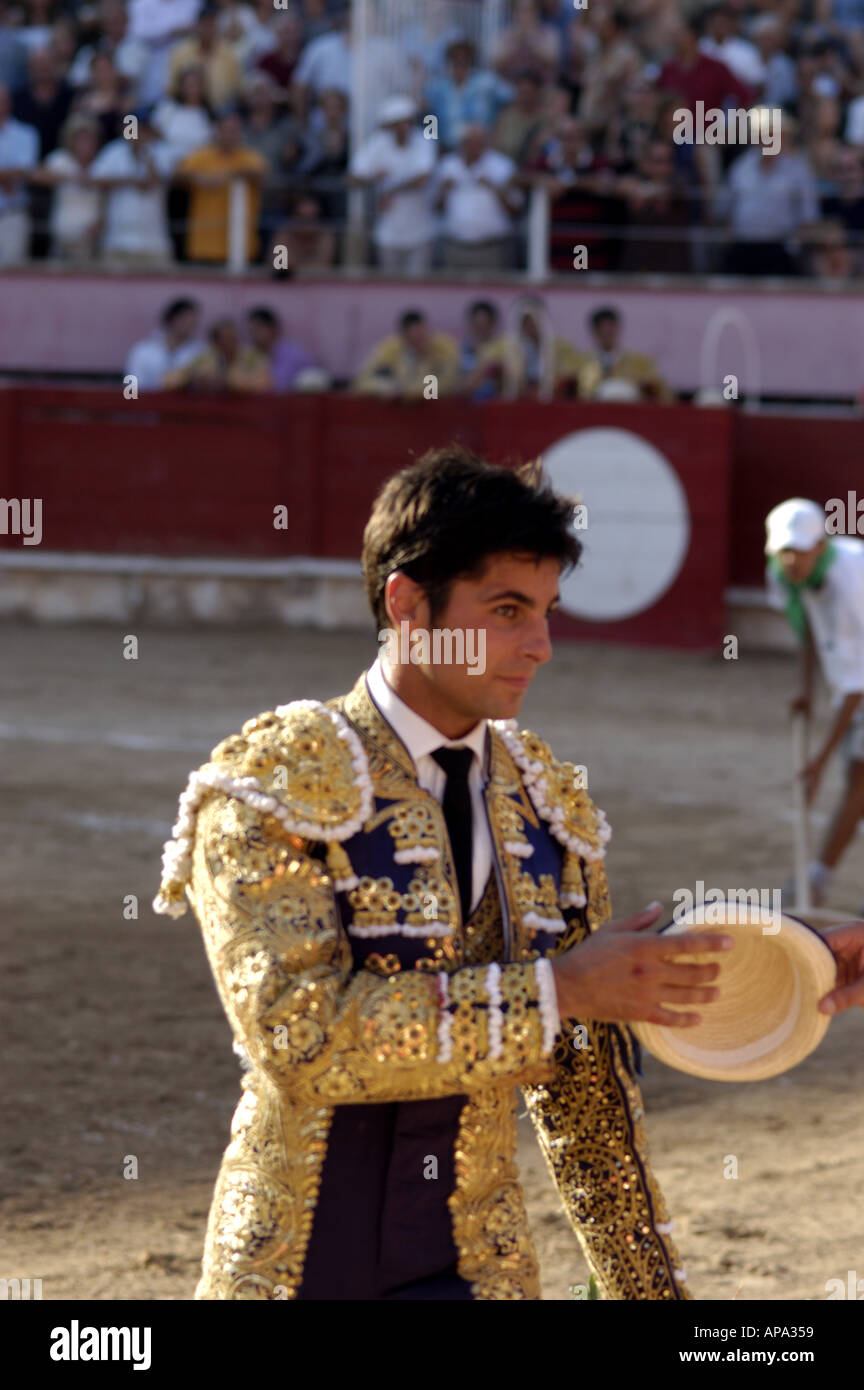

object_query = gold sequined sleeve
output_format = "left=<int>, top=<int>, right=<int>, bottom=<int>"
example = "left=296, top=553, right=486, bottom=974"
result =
left=523, top=858, right=692, bottom=1300
left=188, top=791, right=558, bottom=1106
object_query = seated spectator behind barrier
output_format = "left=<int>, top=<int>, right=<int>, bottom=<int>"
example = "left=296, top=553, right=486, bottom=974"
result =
left=434, top=123, right=522, bottom=271
left=295, top=85, right=348, bottom=224
left=68, top=1, right=149, bottom=102
left=165, top=315, right=272, bottom=393
left=578, top=305, right=673, bottom=402
left=494, top=296, right=587, bottom=399
left=176, top=108, right=268, bottom=263
left=256, top=10, right=303, bottom=93
left=0, top=80, right=38, bottom=264
left=524, top=115, right=623, bottom=272
left=491, top=1, right=562, bottom=85
left=657, top=14, right=753, bottom=113
left=352, top=308, right=460, bottom=400
left=89, top=105, right=174, bottom=266
left=491, top=70, right=550, bottom=167
left=13, top=45, right=73, bottom=158
left=617, top=136, right=693, bottom=274
left=36, top=113, right=103, bottom=261
left=425, top=39, right=513, bottom=153
left=577, top=4, right=642, bottom=137
left=167, top=3, right=241, bottom=112
left=74, top=51, right=131, bottom=146
left=270, top=189, right=336, bottom=275
left=822, top=147, right=864, bottom=269
left=152, top=65, right=214, bottom=168
left=717, top=111, right=818, bottom=276
left=349, top=94, right=437, bottom=276
left=459, top=298, right=506, bottom=401
left=125, top=297, right=204, bottom=391
left=698, top=3, right=765, bottom=90
left=246, top=305, right=319, bottom=392
left=799, top=219, right=854, bottom=279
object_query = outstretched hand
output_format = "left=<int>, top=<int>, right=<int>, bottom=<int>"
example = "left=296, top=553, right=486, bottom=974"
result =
left=819, top=922, right=864, bottom=1014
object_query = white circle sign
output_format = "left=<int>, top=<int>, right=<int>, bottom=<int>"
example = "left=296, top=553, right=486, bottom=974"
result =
left=542, top=427, right=691, bottom=621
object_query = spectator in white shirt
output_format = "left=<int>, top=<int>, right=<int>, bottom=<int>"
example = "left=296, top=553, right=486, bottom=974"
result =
left=349, top=94, right=437, bottom=276
left=89, top=108, right=174, bottom=265
left=37, top=113, right=103, bottom=260
left=151, top=64, right=213, bottom=167
left=434, top=123, right=523, bottom=270
left=765, top=499, right=864, bottom=907
left=699, top=3, right=765, bottom=91
left=69, top=1, right=150, bottom=101
left=128, top=0, right=202, bottom=106
left=0, top=81, right=39, bottom=263
left=718, top=114, right=818, bottom=275
left=125, top=296, right=205, bottom=391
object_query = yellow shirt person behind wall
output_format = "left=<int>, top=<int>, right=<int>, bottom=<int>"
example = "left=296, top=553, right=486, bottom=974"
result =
left=177, top=113, right=267, bottom=264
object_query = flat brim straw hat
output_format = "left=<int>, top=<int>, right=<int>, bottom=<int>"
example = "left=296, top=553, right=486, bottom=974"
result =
left=631, top=899, right=836, bottom=1082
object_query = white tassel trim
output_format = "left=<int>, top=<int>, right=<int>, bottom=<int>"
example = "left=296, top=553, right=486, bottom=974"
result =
left=334, top=875, right=359, bottom=892
left=656, top=1220, right=674, bottom=1234
left=485, top=962, right=503, bottom=1060
left=393, top=846, right=439, bottom=864
left=673, top=1269, right=688, bottom=1283
left=559, top=890, right=587, bottom=908
left=503, top=839, right=534, bottom=858
left=534, top=957, right=560, bottom=1055
left=437, top=973, right=453, bottom=1063
left=347, top=920, right=453, bottom=938
left=153, top=701, right=374, bottom=917
left=523, top=910, right=567, bottom=933
left=492, top=721, right=611, bottom=862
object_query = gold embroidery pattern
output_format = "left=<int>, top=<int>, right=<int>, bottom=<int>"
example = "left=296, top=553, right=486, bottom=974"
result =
left=522, top=1022, right=689, bottom=1300
left=449, top=1087, right=542, bottom=1300
left=196, top=1077, right=332, bottom=1300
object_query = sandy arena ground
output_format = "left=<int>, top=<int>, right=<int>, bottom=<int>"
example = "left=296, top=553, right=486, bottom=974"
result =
left=2, top=621, right=863, bottom=1302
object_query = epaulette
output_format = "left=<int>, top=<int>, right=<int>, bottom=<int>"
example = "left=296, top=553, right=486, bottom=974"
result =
left=492, top=720, right=612, bottom=910
left=153, top=700, right=373, bottom=918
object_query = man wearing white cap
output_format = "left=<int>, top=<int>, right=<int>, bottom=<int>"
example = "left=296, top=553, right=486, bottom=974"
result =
left=765, top=497, right=864, bottom=905
left=348, top=95, right=437, bottom=275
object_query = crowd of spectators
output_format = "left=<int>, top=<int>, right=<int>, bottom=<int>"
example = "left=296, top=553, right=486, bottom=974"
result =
left=128, top=292, right=671, bottom=401
left=3, top=1, right=864, bottom=276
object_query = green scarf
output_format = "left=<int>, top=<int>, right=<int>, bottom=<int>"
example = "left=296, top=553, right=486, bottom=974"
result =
left=768, top=539, right=835, bottom=641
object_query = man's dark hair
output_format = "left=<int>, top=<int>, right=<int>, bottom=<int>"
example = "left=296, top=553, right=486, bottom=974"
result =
left=362, top=445, right=582, bottom=629
left=590, top=305, right=620, bottom=330
left=161, top=297, right=198, bottom=327
left=399, top=309, right=425, bottom=332
left=467, top=298, right=498, bottom=322
left=248, top=305, right=280, bottom=330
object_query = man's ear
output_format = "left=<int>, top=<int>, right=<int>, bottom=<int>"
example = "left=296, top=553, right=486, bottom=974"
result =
left=384, top=571, right=426, bottom=628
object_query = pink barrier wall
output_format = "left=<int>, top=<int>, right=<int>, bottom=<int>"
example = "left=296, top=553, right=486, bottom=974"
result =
left=1, top=270, right=861, bottom=397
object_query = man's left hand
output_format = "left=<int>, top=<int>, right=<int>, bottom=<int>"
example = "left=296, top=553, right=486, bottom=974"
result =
left=819, top=921, right=864, bottom=1014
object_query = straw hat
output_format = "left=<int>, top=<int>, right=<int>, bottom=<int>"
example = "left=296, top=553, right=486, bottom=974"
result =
left=631, top=898, right=836, bottom=1082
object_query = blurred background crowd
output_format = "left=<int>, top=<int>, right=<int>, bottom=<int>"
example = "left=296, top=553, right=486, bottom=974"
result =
left=1, top=0, right=864, bottom=278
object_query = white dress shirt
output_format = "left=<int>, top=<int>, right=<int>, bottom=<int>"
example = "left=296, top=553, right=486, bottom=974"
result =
left=366, top=658, right=493, bottom=913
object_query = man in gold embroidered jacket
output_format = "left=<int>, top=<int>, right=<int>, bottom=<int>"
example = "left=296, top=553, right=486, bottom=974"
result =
left=154, top=447, right=728, bottom=1300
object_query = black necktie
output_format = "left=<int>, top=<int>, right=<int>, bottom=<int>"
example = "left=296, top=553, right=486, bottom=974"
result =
left=431, top=746, right=474, bottom=922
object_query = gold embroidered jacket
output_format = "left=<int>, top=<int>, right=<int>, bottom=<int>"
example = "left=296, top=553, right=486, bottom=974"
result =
left=154, top=673, right=690, bottom=1300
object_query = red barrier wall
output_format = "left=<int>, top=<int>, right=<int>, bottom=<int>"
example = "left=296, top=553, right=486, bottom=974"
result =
left=3, top=387, right=856, bottom=646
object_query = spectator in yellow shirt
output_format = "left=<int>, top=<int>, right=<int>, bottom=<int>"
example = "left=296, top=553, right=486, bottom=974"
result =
left=352, top=310, right=461, bottom=400
left=167, top=4, right=242, bottom=112
left=481, top=296, right=587, bottom=399
left=176, top=110, right=268, bottom=263
left=578, top=305, right=674, bottom=402
left=164, top=317, right=272, bottom=394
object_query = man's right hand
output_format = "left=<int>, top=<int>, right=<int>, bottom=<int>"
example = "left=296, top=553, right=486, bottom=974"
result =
left=550, top=903, right=734, bottom=1027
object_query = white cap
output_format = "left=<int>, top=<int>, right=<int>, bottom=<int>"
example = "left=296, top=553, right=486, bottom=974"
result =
left=764, top=498, right=826, bottom=555
left=378, top=94, right=417, bottom=126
